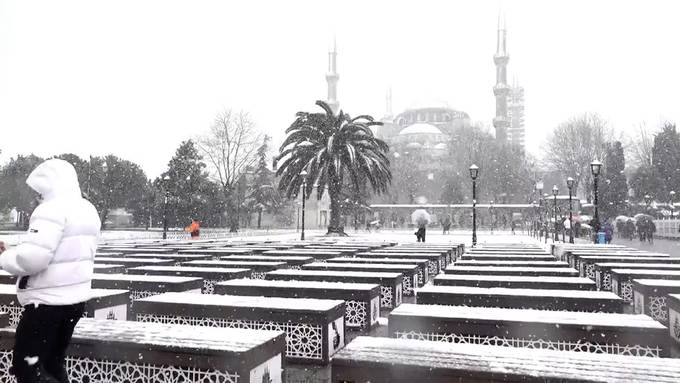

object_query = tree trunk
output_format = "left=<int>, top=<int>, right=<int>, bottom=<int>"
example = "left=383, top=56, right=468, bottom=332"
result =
left=326, top=183, right=347, bottom=236
left=257, top=209, right=262, bottom=229
left=224, top=188, right=239, bottom=233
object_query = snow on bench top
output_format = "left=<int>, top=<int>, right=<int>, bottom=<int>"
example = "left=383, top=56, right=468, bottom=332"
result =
left=71, top=318, right=282, bottom=352
left=303, top=262, right=418, bottom=271
left=333, top=336, right=680, bottom=382
left=92, top=273, right=201, bottom=283
left=462, top=254, right=553, bottom=258
left=446, top=266, right=577, bottom=273
left=329, top=257, right=429, bottom=264
left=218, top=278, right=379, bottom=291
left=357, top=252, right=441, bottom=257
left=263, top=250, right=342, bottom=254
left=94, top=257, right=173, bottom=263
left=391, top=303, right=665, bottom=329
left=454, top=261, right=569, bottom=266
left=141, top=291, right=344, bottom=311
left=221, top=255, right=313, bottom=261
left=633, top=279, right=680, bottom=287
left=94, top=264, right=125, bottom=268
left=596, top=262, right=680, bottom=269
left=267, top=269, right=402, bottom=278
left=612, top=269, right=680, bottom=276
left=183, top=260, right=287, bottom=267
left=417, top=285, right=621, bottom=299
left=435, top=274, right=595, bottom=284
left=573, top=252, right=668, bottom=257
left=131, top=266, right=251, bottom=273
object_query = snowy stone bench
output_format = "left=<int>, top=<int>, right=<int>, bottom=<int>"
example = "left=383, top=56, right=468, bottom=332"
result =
left=389, top=246, right=456, bottom=264
left=612, top=269, right=680, bottom=303
left=553, top=243, right=629, bottom=260
left=433, top=274, right=596, bottom=290
left=633, top=279, right=680, bottom=325
left=91, top=274, right=203, bottom=316
left=356, top=251, right=443, bottom=276
left=302, top=262, right=419, bottom=297
left=300, top=246, right=360, bottom=256
left=416, top=285, right=623, bottom=312
left=595, top=262, right=680, bottom=291
left=0, top=318, right=286, bottom=383
left=93, top=264, right=126, bottom=274
left=111, top=252, right=215, bottom=264
left=453, top=260, right=571, bottom=268
left=574, top=254, right=672, bottom=279
left=327, top=257, right=430, bottom=286
left=444, top=265, right=579, bottom=277
left=0, top=272, right=15, bottom=285
left=389, top=303, right=669, bottom=357
left=93, top=256, right=176, bottom=270
left=177, top=248, right=257, bottom=258
left=128, top=266, right=251, bottom=294
left=214, top=279, right=381, bottom=331
left=370, top=248, right=450, bottom=268
left=466, top=249, right=551, bottom=255
left=459, top=253, right=555, bottom=262
left=262, top=249, right=344, bottom=261
left=220, top=255, right=314, bottom=269
left=566, top=251, right=666, bottom=273
left=182, top=260, right=288, bottom=279
left=133, top=292, right=345, bottom=364
left=331, top=336, right=680, bottom=383
left=0, top=284, right=130, bottom=326
left=98, top=246, right=176, bottom=254
left=265, top=269, right=403, bottom=309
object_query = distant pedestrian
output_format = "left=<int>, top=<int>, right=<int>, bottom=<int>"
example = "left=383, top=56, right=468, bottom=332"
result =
left=510, top=220, right=516, bottom=235
left=604, top=221, right=614, bottom=244
left=185, top=219, right=201, bottom=239
left=415, top=225, right=426, bottom=242
left=0, top=159, right=101, bottom=383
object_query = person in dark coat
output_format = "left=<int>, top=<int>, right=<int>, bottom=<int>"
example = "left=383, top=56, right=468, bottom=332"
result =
left=415, top=223, right=427, bottom=242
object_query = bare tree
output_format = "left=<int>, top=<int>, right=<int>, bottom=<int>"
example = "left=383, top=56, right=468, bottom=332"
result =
left=197, top=110, right=261, bottom=231
left=545, top=113, right=610, bottom=200
left=626, top=121, right=655, bottom=168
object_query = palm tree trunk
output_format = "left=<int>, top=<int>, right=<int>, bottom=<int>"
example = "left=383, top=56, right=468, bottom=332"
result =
left=327, top=183, right=347, bottom=236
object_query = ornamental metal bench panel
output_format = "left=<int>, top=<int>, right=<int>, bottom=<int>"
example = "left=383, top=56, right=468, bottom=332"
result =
left=265, top=269, right=403, bottom=309
left=0, top=318, right=286, bottom=383
left=595, top=262, right=680, bottom=291
left=215, top=279, right=380, bottom=331
left=416, top=285, right=623, bottom=313
left=0, top=284, right=130, bottom=327
left=444, top=265, right=579, bottom=277
left=453, top=260, right=571, bottom=268
left=331, top=336, right=680, bottom=383
left=388, top=303, right=669, bottom=357
left=91, top=273, right=203, bottom=316
left=327, top=257, right=430, bottom=286
left=302, top=262, right=418, bottom=297
left=220, top=255, right=314, bottom=269
left=182, top=260, right=288, bottom=279
left=128, top=266, right=251, bottom=294
left=612, top=269, right=680, bottom=303
left=667, top=294, right=680, bottom=347
left=355, top=252, right=443, bottom=277
left=632, top=279, right=680, bottom=325
left=575, top=254, right=673, bottom=279
left=93, top=257, right=175, bottom=270
left=433, top=274, right=596, bottom=290
left=132, top=292, right=345, bottom=364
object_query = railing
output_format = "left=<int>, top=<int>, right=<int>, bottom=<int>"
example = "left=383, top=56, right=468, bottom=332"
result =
left=653, top=220, right=680, bottom=239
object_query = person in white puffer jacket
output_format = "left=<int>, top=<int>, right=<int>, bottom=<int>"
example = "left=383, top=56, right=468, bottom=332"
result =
left=0, top=158, right=100, bottom=383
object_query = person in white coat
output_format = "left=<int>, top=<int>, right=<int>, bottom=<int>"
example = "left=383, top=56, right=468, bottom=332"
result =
left=0, top=159, right=100, bottom=383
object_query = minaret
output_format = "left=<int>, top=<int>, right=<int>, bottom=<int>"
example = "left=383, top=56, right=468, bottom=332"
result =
left=326, top=38, right=340, bottom=114
left=493, top=13, right=510, bottom=142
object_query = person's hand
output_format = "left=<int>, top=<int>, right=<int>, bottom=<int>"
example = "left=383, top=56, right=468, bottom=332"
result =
left=0, top=241, right=5, bottom=255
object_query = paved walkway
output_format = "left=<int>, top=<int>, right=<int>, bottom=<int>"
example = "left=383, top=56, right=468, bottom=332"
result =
left=611, top=235, right=680, bottom=257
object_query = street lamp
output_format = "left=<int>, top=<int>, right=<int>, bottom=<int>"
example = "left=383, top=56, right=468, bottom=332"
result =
left=567, top=177, right=575, bottom=243
left=531, top=201, right=538, bottom=237
left=590, top=160, right=603, bottom=243
left=469, top=164, right=479, bottom=247
left=300, top=170, right=308, bottom=240
left=489, top=200, right=495, bottom=234
left=669, top=191, right=675, bottom=220
left=552, top=185, right=559, bottom=242
left=543, top=193, right=549, bottom=243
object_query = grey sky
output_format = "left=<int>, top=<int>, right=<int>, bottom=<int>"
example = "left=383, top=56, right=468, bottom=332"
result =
left=1, top=0, right=678, bottom=178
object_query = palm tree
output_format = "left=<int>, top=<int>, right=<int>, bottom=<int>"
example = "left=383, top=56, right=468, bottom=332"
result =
left=276, top=100, right=391, bottom=235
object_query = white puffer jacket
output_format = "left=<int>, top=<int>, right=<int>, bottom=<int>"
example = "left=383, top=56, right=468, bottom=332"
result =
left=1, top=159, right=101, bottom=306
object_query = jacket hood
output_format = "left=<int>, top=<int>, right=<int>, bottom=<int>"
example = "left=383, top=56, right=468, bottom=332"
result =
left=26, top=159, right=82, bottom=201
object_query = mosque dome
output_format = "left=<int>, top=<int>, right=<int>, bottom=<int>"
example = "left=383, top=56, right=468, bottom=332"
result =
left=399, top=123, right=443, bottom=136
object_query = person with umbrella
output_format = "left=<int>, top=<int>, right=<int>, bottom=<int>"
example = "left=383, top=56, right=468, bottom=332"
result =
left=411, top=209, right=431, bottom=242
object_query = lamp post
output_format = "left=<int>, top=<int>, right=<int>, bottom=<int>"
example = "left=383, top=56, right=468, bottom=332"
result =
left=300, top=170, right=308, bottom=240
left=531, top=201, right=538, bottom=237
left=552, top=185, right=559, bottom=242
left=567, top=177, right=575, bottom=243
left=489, top=200, right=495, bottom=234
left=591, top=160, right=603, bottom=243
left=162, top=175, right=170, bottom=240
left=543, top=193, right=549, bottom=243
left=644, top=194, right=652, bottom=213
left=536, top=181, right=544, bottom=239
left=469, top=164, right=479, bottom=247
left=670, top=191, right=675, bottom=220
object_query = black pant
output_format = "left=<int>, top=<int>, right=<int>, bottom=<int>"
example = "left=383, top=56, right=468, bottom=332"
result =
left=12, top=302, right=85, bottom=383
